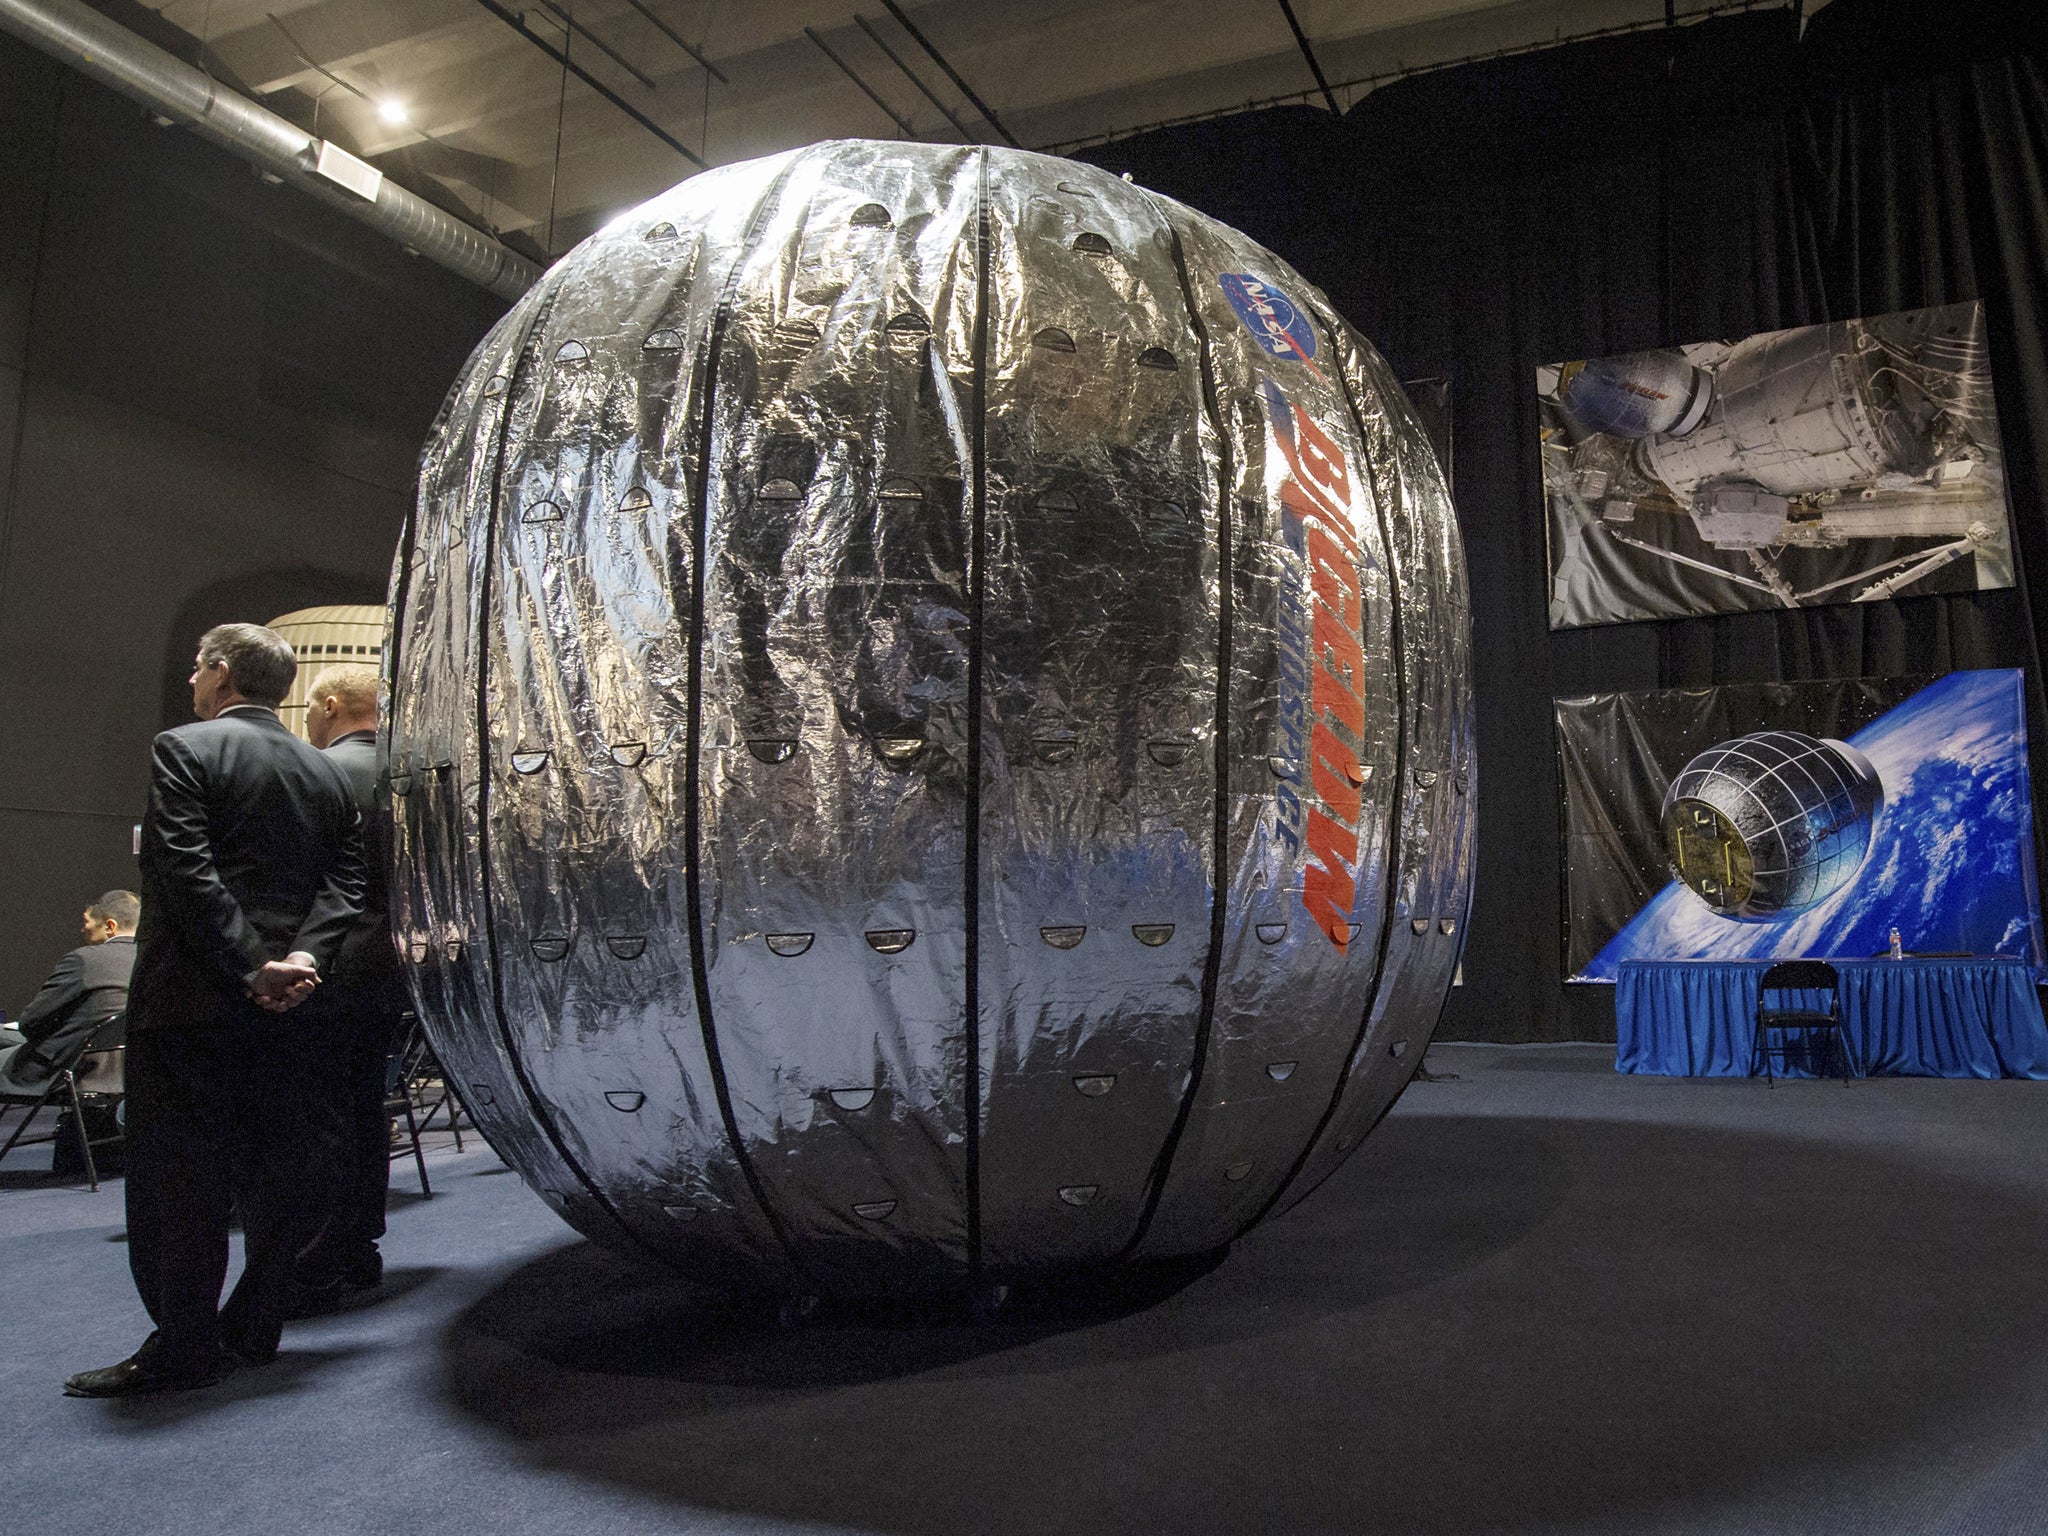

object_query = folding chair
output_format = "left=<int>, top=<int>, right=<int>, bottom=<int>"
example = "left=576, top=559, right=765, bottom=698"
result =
left=385, top=1012, right=480, bottom=1191
left=384, top=1016, right=436, bottom=1197
left=405, top=1038, right=467, bottom=1152
left=0, top=1017, right=127, bottom=1190
left=1752, top=960, right=1853, bottom=1086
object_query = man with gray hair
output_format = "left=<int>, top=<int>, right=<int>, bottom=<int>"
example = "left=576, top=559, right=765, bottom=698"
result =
left=65, top=623, right=364, bottom=1398
left=0, top=890, right=139, bottom=1094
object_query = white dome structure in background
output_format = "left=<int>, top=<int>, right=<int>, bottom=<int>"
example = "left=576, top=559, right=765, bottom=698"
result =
left=267, top=605, right=385, bottom=742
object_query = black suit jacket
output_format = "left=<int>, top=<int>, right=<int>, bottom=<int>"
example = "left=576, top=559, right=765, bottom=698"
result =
left=10, top=935, right=134, bottom=1077
left=129, top=705, right=365, bottom=1033
left=317, top=729, right=405, bottom=1008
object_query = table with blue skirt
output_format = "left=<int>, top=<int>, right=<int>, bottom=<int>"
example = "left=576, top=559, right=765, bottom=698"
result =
left=1615, top=956, right=2048, bottom=1078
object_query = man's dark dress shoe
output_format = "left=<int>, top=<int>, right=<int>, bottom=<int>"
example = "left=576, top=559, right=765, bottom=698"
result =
left=282, top=1276, right=350, bottom=1319
left=63, top=1352, right=232, bottom=1398
left=284, top=1256, right=383, bottom=1319
left=342, top=1250, right=383, bottom=1289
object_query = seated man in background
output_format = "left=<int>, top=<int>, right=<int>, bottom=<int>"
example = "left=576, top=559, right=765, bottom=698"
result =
left=291, top=663, right=407, bottom=1310
left=0, top=891, right=139, bottom=1093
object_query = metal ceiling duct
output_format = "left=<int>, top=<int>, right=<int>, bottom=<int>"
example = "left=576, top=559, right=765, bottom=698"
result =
left=0, top=0, right=540, bottom=301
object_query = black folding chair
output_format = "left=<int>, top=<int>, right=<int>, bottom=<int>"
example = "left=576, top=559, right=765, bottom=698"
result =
left=384, top=1016, right=435, bottom=1197
left=384, top=1013, right=477, bottom=1196
left=0, top=1017, right=127, bottom=1190
left=1752, top=960, right=1854, bottom=1086
left=405, top=1040, right=467, bottom=1152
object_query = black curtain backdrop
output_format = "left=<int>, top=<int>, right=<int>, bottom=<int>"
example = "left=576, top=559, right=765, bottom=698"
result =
left=1078, top=0, right=2048, bottom=1040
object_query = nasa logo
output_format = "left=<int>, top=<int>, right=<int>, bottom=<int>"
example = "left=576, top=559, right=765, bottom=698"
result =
left=1220, top=273, right=1319, bottom=365
left=1258, top=377, right=1370, bottom=951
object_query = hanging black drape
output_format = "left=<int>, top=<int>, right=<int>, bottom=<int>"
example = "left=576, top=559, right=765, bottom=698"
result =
left=1079, top=0, right=2048, bottom=1041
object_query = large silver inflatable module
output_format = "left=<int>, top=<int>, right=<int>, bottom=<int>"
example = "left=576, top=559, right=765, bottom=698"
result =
left=387, top=141, right=1474, bottom=1298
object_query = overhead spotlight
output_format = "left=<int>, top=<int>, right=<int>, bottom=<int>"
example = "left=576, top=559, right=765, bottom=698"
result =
left=377, top=98, right=410, bottom=125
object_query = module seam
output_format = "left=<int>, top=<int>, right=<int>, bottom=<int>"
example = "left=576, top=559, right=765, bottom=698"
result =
left=1245, top=326, right=1413, bottom=1231
left=961, top=146, right=990, bottom=1287
left=380, top=382, right=425, bottom=1025
left=470, top=288, right=663, bottom=1260
left=679, top=156, right=814, bottom=1285
left=1120, top=206, right=1235, bottom=1259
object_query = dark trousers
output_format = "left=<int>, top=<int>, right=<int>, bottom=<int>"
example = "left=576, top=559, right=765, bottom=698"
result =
left=124, top=1022, right=316, bottom=1372
left=296, top=1004, right=400, bottom=1283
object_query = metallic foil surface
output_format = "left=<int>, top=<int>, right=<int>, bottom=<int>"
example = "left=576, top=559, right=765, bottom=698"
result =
left=386, top=141, right=1475, bottom=1297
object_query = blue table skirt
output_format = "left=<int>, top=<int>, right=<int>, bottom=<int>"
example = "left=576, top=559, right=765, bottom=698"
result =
left=1615, top=957, right=2048, bottom=1079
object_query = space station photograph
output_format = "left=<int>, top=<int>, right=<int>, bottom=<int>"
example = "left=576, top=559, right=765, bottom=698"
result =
left=1540, top=301, right=2015, bottom=628
left=1555, top=670, right=2042, bottom=982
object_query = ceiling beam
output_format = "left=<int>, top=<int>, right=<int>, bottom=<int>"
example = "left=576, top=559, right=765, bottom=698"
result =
left=855, top=12, right=976, bottom=143
left=468, top=0, right=705, bottom=170
left=533, top=1, right=655, bottom=91
left=618, top=0, right=729, bottom=85
left=805, top=24, right=920, bottom=139
left=877, top=0, right=1018, bottom=147
left=0, top=0, right=540, bottom=297
left=1274, top=0, right=1339, bottom=113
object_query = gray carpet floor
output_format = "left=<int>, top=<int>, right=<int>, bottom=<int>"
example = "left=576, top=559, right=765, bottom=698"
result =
left=5, top=1043, right=2048, bottom=1536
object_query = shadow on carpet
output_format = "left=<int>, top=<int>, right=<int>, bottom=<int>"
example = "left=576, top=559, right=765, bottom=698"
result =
left=437, top=1110, right=2048, bottom=1535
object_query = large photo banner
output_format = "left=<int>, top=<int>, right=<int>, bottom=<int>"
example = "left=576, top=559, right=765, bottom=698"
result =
left=1558, top=670, right=2043, bottom=982
left=1541, top=302, right=2016, bottom=628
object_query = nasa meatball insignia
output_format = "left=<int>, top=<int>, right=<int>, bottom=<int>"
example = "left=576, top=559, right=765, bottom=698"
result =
left=1220, top=272, right=1320, bottom=366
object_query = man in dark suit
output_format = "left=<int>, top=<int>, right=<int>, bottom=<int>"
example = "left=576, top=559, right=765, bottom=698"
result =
left=65, top=624, right=363, bottom=1398
left=290, top=663, right=406, bottom=1309
left=0, top=891, right=138, bottom=1093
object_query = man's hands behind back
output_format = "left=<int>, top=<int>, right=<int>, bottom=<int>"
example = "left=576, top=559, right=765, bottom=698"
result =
left=246, top=953, right=320, bottom=1012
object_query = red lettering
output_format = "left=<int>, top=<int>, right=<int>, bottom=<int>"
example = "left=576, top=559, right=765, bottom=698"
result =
left=1292, top=407, right=1353, bottom=511
left=1269, top=384, right=1378, bottom=953
left=1311, top=606, right=1365, bottom=735
left=1307, top=802, right=1358, bottom=870
left=1310, top=722, right=1363, bottom=825
left=1307, top=525, right=1360, bottom=631
left=1276, top=444, right=1360, bottom=556
left=1280, top=475, right=1343, bottom=534
left=1303, top=806, right=1359, bottom=947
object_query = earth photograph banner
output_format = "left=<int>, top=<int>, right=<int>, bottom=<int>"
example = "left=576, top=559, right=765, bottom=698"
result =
left=1556, top=670, right=2043, bottom=982
left=1540, top=301, right=2016, bottom=628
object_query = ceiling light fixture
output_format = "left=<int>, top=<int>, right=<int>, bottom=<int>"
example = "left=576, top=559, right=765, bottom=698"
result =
left=378, top=98, right=410, bottom=124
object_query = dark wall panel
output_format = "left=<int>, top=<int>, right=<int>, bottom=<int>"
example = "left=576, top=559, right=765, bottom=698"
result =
left=0, top=31, right=504, bottom=1009
left=22, top=63, right=501, bottom=495
left=0, top=45, right=57, bottom=371
left=0, top=809, right=140, bottom=961
left=0, top=377, right=398, bottom=812
left=0, top=363, right=19, bottom=524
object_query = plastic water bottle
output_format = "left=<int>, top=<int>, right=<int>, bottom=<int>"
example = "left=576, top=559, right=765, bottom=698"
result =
left=1889, top=926, right=1904, bottom=960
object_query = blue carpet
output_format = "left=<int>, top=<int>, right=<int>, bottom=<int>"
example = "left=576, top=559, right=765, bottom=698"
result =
left=6, top=1045, right=2048, bottom=1535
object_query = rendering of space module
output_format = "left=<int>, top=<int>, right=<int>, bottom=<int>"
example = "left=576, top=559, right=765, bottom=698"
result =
left=1542, top=302, right=2009, bottom=607
left=1660, top=730, right=1884, bottom=918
